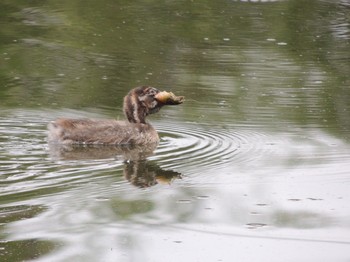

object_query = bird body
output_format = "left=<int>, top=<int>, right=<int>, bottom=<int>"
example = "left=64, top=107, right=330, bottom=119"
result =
left=48, top=118, right=158, bottom=145
left=48, top=86, right=184, bottom=145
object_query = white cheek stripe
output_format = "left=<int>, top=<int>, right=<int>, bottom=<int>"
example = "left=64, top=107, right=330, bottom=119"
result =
left=131, top=94, right=140, bottom=123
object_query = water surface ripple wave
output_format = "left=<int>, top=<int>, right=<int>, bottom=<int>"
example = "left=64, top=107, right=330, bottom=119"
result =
left=155, top=123, right=280, bottom=172
left=0, top=110, right=285, bottom=196
left=2, top=110, right=349, bottom=194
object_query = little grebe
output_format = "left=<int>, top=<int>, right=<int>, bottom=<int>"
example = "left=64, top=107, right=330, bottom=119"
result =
left=48, top=86, right=184, bottom=145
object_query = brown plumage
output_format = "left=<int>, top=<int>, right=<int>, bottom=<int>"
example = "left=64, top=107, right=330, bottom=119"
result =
left=48, top=86, right=184, bottom=145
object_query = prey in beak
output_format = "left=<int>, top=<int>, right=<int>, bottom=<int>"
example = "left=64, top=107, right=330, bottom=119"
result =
left=155, top=91, right=185, bottom=105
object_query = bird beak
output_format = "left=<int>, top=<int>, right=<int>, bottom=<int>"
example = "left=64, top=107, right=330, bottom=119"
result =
left=155, top=91, right=184, bottom=105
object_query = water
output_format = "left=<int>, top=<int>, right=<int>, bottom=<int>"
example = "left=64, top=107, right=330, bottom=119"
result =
left=1, top=0, right=350, bottom=261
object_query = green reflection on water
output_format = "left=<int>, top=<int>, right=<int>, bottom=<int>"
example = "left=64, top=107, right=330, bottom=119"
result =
left=0, top=239, right=57, bottom=262
left=0, top=205, right=58, bottom=261
left=0, top=0, right=348, bottom=133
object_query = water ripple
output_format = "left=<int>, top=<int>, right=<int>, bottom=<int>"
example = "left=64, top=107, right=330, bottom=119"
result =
left=154, top=123, right=281, bottom=172
left=1, top=109, right=349, bottom=196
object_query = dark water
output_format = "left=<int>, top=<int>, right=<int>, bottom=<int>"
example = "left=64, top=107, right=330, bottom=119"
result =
left=1, top=0, right=350, bottom=261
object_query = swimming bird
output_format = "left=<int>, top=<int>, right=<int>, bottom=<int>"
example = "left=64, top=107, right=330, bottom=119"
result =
left=48, top=86, right=184, bottom=145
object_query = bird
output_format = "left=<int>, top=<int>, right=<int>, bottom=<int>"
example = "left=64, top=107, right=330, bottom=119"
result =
left=47, top=86, right=184, bottom=145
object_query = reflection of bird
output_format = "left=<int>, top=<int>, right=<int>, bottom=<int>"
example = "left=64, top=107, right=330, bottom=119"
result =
left=48, top=86, right=184, bottom=145
left=48, top=143, right=157, bottom=161
left=124, top=160, right=181, bottom=188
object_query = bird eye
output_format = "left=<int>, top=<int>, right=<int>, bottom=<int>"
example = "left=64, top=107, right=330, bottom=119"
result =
left=147, top=87, right=159, bottom=97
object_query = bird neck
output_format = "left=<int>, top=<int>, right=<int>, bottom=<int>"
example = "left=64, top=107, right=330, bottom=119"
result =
left=123, top=96, right=148, bottom=124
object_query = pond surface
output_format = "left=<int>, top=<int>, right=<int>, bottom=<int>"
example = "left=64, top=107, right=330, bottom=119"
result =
left=1, top=0, right=350, bottom=261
